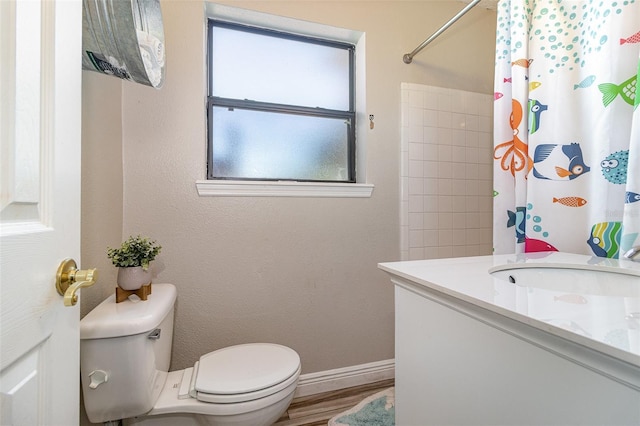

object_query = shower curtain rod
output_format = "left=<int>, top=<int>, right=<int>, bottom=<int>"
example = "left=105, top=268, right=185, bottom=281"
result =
left=403, top=0, right=481, bottom=64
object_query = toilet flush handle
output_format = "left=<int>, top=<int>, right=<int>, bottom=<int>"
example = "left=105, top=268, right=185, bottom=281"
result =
left=148, top=328, right=161, bottom=340
left=88, top=370, right=108, bottom=389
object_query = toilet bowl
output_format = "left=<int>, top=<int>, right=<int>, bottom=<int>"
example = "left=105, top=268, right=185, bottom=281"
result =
left=80, top=284, right=301, bottom=426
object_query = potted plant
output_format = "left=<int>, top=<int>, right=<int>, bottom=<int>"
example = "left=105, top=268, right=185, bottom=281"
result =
left=107, top=235, right=162, bottom=290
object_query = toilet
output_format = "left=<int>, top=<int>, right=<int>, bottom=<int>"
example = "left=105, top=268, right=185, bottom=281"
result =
left=80, top=283, right=301, bottom=425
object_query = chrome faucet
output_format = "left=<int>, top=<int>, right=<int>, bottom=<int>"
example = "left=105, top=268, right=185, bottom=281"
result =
left=623, top=246, right=640, bottom=261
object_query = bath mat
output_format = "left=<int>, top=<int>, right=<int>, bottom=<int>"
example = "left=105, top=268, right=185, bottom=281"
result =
left=328, top=387, right=395, bottom=426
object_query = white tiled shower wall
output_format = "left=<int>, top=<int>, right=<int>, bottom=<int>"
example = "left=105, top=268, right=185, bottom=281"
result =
left=401, top=83, right=493, bottom=261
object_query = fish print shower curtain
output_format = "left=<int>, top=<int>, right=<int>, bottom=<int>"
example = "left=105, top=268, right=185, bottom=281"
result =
left=493, top=0, right=640, bottom=258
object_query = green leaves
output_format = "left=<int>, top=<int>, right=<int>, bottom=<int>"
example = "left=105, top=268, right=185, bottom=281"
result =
left=106, top=235, right=162, bottom=270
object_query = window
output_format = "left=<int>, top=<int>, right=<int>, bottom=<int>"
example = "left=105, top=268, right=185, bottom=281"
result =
left=207, top=20, right=356, bottom=183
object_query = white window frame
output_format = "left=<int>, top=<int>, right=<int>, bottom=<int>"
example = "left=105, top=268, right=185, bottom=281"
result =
left=197, top=2, right=372, bottom=198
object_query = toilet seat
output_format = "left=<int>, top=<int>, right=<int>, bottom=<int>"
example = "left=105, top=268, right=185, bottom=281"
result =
left=187, top=343, right=301, bottom=404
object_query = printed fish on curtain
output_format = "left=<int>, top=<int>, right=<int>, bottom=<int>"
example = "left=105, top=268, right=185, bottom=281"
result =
left=493, top=0, right=640, bottom=258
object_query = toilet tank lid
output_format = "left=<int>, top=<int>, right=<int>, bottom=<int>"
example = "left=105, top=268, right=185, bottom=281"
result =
left=80, top=283, right=177, bottom=339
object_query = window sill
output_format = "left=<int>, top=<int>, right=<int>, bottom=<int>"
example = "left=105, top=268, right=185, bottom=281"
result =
left=195, top=180, right=374, bottom=198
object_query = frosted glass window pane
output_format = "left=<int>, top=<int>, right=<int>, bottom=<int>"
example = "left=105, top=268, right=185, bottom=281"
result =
left=211, top=107, right=350, bottom=181
left=210, top=25, right=350, bottom=110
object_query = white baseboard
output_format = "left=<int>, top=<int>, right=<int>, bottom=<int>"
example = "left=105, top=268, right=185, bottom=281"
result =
left=293, top=359, right=395, bottom=398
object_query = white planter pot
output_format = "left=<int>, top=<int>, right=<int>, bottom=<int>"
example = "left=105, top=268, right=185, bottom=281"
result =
left=117, top=266, right=152, bottom=290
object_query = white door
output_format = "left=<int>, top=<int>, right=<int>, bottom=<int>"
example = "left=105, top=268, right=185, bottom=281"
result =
left=1, top=0, right=84, bottom=424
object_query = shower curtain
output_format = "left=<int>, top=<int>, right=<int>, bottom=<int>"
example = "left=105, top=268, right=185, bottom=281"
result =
left=493, top=0, right=640, bottom=258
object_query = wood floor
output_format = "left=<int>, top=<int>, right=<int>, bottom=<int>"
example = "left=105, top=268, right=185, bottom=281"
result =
left=274, top=379, right=395, bottom=426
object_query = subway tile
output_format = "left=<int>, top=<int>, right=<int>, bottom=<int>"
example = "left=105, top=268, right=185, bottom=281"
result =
left=408, top=177, right=424, bottom=195
left=424, top=143, right=439, bottom=161
left=408, top=160, right=424, bottom=178
left=478, top=115, right=492, bottom=132
left=464, top=98, right=479, bottom=115
left=478, top=163, right=492, bottom=180
left=423, top=230, right=439, bottom=246
left=408, top=195, right=424, bottom=212
left=452, top=129, right=466, bottom=146
left=409, top=142, right=424, bottom=161
left=465, top=114, right=479, bottom=131
left=424, top=247, right=440, bottom=259
left=437, top=93, right=452, bottom=112
left=466, top=196, right=479, bottom=211
left=477, top=96, right=493, bottom=117
left=401, top=250, right=409, bottom=261
left=408, top=125, right=424, bottom=143
left=409, top=229, right=424, bottom=247
left=438, top=145, right=453, bottom=162
left=478, top=212, right=493, bottom=228
left=465, top=179, right=479, bottom=196
left=478, top=147, right=493, bottom=164
left=409, top=247, right=425, bottom=260
left=424, top=195, right=439, bottom=212
left=437, top=127, right=453, bottom=145
left=465, top=163, right=479, bottom=179
left=452, top=178, right=466, bottom=195
left=424, top=110, right=439, bottom=127
left=466, top=228, right=481, bottom=245
left=466, top=147, right=479, bottom=163
left=438, top=179, right=452, bottom=195
left=438, top=229, right=453, bottom=245
left=408, top=107, right=424, bottom=127
left=451, top=112, right=466, bottom=129
left=452, top=196, right=466, bottom=212
left=479, top=228, right=493, bottom=243
left=423, top=212, right=439, bottom=229
left=437, top=162, right=453, bottom=178
left=478, top=131, right=492, bottom=148
left=478, top=179, right=493, bottom=196
left=399, top=84, right=494, bottom=260
left=465, top=245, right=481, bottom=256
left=424, top=126, right=439, bottom=143
left=424, top=94, right=438, bottom=110
left=409, top=212, right=424, bottom=230
left=452, top=212, right=466, bottom=228
left=424, top=178, right=439, bottom=195
left=451, top=91, right=465, bottom=113
left=466, top=131, right=479, bottom=147
left=452, top=229, right=466, bottom=246
left=466, top=211, right=480, bottom=228
left=452, top=162, right=466, bottom=178
left=478, top=196, right=493, bottom=212
left=452, top=146, right=466, bottom=162
left=438, top=111, right=452, bottom=128
left=437, top=245, right=453, bottom=258
left=408, top=90, right=424, bottom=108
left=438, top=212, right=453, bottom=229
left=424, top=161, right=440, bottom=178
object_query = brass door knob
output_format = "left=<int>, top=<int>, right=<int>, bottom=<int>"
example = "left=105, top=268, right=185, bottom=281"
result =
left=56, top=258, right=98, bottom=306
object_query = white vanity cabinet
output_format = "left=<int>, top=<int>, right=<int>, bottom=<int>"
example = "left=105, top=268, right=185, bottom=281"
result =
left=380, top=253, right=640, bottom=426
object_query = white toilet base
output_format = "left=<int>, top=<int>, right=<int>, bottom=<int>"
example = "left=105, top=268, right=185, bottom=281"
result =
left=124, top=392, right=294, bottom=426
left=123, top=369, right=298, bottom=426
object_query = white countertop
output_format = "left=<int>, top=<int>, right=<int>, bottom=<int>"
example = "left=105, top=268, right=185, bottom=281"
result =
left=379, top=252, right=640, bottom=369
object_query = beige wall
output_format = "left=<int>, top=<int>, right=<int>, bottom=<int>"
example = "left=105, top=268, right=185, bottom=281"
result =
left=81, top=72, right=124, bottom=311
left=81, top=0, right=496, bottom=377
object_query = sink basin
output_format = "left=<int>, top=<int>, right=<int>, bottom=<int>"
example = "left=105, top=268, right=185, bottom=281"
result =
left=489, top=263, right=640, bottom=297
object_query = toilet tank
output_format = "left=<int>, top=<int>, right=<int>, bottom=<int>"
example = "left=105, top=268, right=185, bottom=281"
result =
left=80, top=283, right=177, bottom=424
